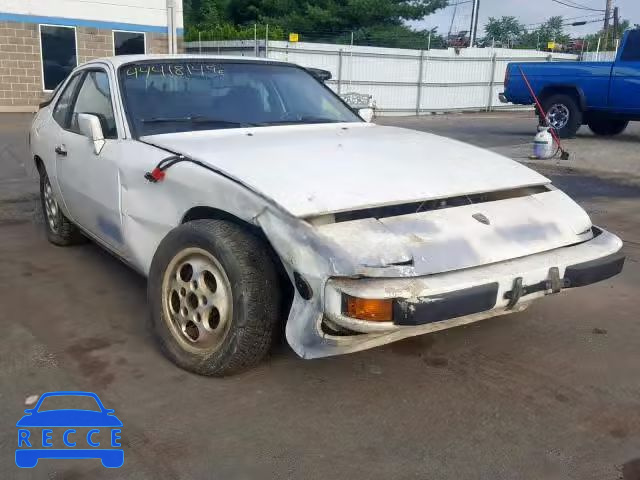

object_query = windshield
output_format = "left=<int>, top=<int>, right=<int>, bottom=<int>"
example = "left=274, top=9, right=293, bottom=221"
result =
left=120, top=61, right=361, bottom=136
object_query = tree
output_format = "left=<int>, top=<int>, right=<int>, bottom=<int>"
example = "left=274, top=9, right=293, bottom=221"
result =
left=481, top=16, right=571, bottom=50
left=184, top=0, right=450, bottom=49
left=536, top=16, right=570, bottom=46
left=227, top=0, right=449, bottom=30
left=515, top=17, right=569, bottom=50
left=184, top=0, right=229, bottom=28
left=483, top=16, right=524, bottom=46
left=583, top=19, right=631, bottom=51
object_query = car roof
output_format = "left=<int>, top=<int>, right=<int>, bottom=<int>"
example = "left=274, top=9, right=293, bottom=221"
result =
left=83, top=54, right=291, bottom=69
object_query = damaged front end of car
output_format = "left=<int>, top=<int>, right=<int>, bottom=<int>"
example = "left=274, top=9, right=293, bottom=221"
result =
left=256, top=186, right=625, bottom=360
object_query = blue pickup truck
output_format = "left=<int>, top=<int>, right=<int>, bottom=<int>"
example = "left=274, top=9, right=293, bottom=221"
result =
left=501, top=29, right=640, bottom=138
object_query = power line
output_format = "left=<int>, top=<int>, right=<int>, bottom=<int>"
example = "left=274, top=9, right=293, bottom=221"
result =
left=442, top=0, right=473, bottom=8
left=550, top=0, right=606, bottom=12
left=522, top=13, right=602, bottom=27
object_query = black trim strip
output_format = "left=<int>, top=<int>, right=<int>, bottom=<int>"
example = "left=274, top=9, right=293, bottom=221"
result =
left=393, top=283, right=499, bottom=326
left=564, top=251, right=625, bottom=288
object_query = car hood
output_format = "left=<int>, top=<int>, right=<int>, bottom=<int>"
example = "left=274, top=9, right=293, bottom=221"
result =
left=142, top=123, right=549, bottom=218
left=16, top=410, right=123, bottom=427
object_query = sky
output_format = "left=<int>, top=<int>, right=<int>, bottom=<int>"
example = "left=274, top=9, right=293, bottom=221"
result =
left=413, top=0, right=640, bottom=37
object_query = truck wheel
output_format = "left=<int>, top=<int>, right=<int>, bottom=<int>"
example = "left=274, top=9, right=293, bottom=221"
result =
left=587, top=119, right=629, bottom=136
left=40, top=169, right=85, bottom=246
left=541, top=94, right=582, bottom=139
left=148, top=219, right=281, bottom=376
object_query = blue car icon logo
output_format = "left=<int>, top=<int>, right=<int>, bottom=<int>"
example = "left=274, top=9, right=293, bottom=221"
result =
left=16, top=391, right=123, bottom=468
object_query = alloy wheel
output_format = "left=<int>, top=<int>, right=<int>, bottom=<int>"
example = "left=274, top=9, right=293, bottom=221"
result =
left=43, top=177, right=60, bottom=233
left=161, top=247, right=233, bottom=352
left=546, top=103, right=570, bottom=130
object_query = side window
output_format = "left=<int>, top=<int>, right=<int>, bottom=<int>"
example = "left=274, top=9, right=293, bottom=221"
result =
left=621, top=31, right=640, bottom=62
left=52, top=73, right=83, bottom=128
left=70, top=71, right=118, bottom=139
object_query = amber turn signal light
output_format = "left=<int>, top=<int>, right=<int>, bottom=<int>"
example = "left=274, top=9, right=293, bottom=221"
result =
left=344, top=296, right=393, bottom=322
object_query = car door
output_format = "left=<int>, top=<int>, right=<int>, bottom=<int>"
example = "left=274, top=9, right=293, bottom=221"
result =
left=55, top=67, right=125, bottom=252
left=609, top=30, right=640, bottom=113
left=42, top=72, right=84, bottom=202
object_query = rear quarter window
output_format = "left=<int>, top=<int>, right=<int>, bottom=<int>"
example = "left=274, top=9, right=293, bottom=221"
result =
left=621, top=30, right=640, bottom=62
left=52, top=73, right=83, bottom=128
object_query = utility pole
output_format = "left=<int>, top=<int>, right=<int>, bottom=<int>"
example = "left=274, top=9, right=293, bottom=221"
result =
left=447, top=1, right=459, bottom=39
left=603, top=0, right=613, bottom=50
left=473, top=0, right=481, bottom=47
left=469, top=0, right=480, bottom=47
left=613, top=6, right=620, bottom=44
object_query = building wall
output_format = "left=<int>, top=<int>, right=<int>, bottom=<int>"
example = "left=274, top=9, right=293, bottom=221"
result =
left=0, top=0, right=184, bottom=31
left=0, top=20, right=173, bottom=111
left=0, top=21, right=41, bottom=110
left=0, top=0, right=182, bottom=111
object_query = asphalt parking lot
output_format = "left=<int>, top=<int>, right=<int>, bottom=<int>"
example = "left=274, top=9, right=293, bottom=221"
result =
left=1, top=112, right=639, bottom=480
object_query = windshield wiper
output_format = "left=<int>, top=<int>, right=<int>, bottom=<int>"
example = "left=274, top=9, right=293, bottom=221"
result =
left=141, top=116, right=256, bottom=127
left=258, top=116, right=343, bottom=126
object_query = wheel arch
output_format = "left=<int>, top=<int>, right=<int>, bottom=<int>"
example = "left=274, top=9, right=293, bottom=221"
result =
left=181, top=205, right=254, bottom=229
left=539, top=85, right=587, bottom=111
left=180, top=205, right=295, bottom=319
left=33, top=155, right=45, bottom=176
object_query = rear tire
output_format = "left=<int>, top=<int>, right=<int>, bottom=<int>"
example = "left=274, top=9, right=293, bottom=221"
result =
left=39, top=169, right=85, bottom=246
left=148, top=219, right=281, bottom=376
left=587, top=119, right=628, bottom=136
left=541, top=94, right=582, bottom=139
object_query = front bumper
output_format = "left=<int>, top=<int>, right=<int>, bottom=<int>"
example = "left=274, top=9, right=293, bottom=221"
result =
left=310, top=227, right=623, bottom=353
left=392, top=250, right=624, bottom=327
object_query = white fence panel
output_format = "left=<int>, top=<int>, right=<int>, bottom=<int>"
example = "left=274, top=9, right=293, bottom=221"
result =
left=184, top=40, right=579, bottom=115
left=346, top=54, right=420, bottom=83
left=423, top=58, right=493, bottom=84
left=419, top=85, right=488, bottom=111
left=581, top=51, right=617, bottom=62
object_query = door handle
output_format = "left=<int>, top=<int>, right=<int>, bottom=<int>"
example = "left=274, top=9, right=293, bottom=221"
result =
left=54, top=145, right=67, bottom=156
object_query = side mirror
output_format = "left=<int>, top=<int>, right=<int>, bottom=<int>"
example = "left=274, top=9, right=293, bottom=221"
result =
left=358, top=107, right=374, bottom=123
left=24, top=409, right=33, bottom=414
left=77, top=113, right=105, bottom=155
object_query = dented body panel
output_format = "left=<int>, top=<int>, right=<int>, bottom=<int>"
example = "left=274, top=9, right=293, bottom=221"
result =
left=30, top=55, right=625, bottom=361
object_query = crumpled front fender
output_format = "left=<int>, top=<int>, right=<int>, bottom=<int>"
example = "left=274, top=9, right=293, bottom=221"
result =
left=257, top=209, right=395, bottom=358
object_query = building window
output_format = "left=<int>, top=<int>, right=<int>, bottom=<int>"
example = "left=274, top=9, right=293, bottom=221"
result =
left=113, top=31, right=145, bottom=55
left=40, top=25, right=77, bottom=91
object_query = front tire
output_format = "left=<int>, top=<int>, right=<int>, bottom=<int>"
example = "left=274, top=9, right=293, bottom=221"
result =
left=39, top=169, right=84, bottom=246
left=148, top=220, right=281, bottom=376
left=541, top=94, right=582, bottom=139
left=587, top=119, right=628, bottom=136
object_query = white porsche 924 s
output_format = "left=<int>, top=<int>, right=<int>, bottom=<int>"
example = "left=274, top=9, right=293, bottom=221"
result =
left=30, top=55, right=625, bottom=376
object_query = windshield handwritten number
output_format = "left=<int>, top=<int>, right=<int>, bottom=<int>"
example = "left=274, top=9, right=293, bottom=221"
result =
left=126, top=63, right=225, bottom=78
left=151, top=65, right=165, bottom=76
left=189, top=64, right=204, bottom=76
